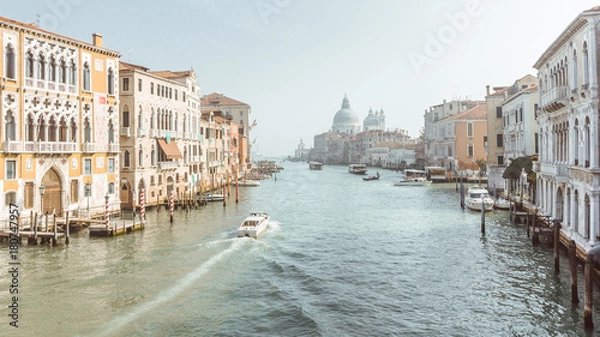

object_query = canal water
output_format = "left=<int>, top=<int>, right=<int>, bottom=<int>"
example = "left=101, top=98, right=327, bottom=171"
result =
left=4, top=162, right=600, bottom=336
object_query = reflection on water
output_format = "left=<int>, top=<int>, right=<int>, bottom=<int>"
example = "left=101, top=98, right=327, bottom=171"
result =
left=3, top=162, right=600, bottom=336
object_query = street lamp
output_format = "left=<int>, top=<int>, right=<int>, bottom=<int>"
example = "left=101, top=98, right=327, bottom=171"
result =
left=85, top=182, right=91, bottom=219
left=39, top=183, right=46, bottom=215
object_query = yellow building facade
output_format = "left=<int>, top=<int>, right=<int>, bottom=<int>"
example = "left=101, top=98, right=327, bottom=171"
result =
left=0, top=17, right=121, bottom=219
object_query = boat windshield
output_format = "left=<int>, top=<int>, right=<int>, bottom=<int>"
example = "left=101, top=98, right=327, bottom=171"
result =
left=469, top=192, right=489, bottom=198
left=243, top=221, right=257, bottom=227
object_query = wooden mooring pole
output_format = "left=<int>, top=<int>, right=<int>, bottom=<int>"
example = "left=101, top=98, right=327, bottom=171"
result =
left=169, top=191, right=174, bottom=223
left=584, top=253, right=594, bottom=329
left=553, top=221, right=560, bottom=273
left=569, top=240, right=579, bottom=304
left=480, top=196, right=485, bottom=234
left=65, top=212, right=70, bottom=245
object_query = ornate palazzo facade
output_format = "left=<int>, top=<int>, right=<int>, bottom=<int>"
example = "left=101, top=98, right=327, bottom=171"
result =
left=533, top=8, right=600, bottom=250
left=0, top=17, right=120, bottom=219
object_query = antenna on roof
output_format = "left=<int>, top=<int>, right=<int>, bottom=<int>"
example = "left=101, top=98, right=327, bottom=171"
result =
left=36, top=14, right=40, bottom=27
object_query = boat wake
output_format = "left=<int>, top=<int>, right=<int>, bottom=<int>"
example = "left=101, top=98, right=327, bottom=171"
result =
left=268, top=220, right=282, bottom=234
left=93, top=238, right=245, bottom=337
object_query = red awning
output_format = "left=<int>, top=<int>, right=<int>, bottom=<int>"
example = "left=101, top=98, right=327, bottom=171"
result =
left=157, top=138, right=183, bottom=159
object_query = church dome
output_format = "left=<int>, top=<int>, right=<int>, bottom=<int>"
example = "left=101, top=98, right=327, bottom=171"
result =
left=363, top=108, right=378, bottom=129
left=332, top=94, right=360, bottom=134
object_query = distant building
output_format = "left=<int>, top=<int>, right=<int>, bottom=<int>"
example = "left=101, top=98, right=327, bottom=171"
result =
left=424, top=99, right=484, bottom=170
left=442, top=104, right=487, bottom=175
left=201, top=92, right=252, bottom=164
left=363, top=108, right=385, bottom=131
left=332, top=94, right=361, bottom=135
left=313, top=94, right=415, bottom=165
left=311, top=131, right=347, bottom=164
left=294, top=139, right=311, bottom=161
left=485, top=75, right=539, bottom=190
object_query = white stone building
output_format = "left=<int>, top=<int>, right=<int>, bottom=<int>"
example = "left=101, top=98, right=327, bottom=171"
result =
left=501, top=76, right=539, bottom=162
left=119, top=62, right=203, bottom=209
left=533, top=6, right=600, bottom=250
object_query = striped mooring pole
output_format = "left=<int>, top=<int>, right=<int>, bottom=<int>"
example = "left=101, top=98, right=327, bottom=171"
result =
left=140, top=188, right=145, bottom=224
left=105, top=194, right=110, bottom=226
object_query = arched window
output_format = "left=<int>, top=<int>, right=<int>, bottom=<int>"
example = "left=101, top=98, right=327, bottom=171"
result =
left=4, top=110, right=15, bottom=141
left=122, top=105, right=130, bottom=128
left=49, top=56, right=57, bottom=82
left=138, top=148, right=143, bottom=167
left=151, top=146, right=156, bottom=166
left=69, top=59, right=77, bottom=86
left=5, top=191, right=16, bottom=207
left=70, top=117, right=77, bottom=142
left=83, top=62, right=91, bottom=91
left=107, top=68, right=115, bottom=95
left=467, top=143, right=474, bottom=158
left=26, top=114, right=34, bottom=141
left=124, top=150, right=131, bottom=167
left=59, top=59, right=67, bottom=84
left=37, top=115, right=46, bottom=141
left=138, top=106, right=143, bottom=128
left=150, top=108, right=155, bottom=128
left=108, top=182, right=115, bottom=194
left=108, top=120, right=115, bottom=143
left=572, top=50, right=578, bottom=89
left=5, top=44, right=15, bottom=79
left=37, top=54, right=45, bottom=80
left=583, top=42, right=589, bottom=87
left=48, top=116, right=57, bottom=142
left=84, top=118, right=91, bottom=143
left=25, top=51, right=34, bottom=78
left=467, top=122, right=473, bottom=138
left=59, top=117, right=67, bottom=142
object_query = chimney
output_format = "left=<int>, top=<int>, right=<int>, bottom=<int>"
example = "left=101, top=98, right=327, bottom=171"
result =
left=92, top=33, right=103, bottom=47
left=486, top=85, right=490, bottom=96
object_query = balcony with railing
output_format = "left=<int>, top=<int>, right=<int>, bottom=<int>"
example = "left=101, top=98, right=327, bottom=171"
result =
left=19, top=141, right=78, bottom=153
left=2, top=140, right=22, bottom=153
left=540, top=86, right=569, bottom=113
left=158, top=161, right=179, bottom=170
left=539, top=162, right=569, bottom=182
left=138, top=127, right=147, bottom=137
left=107, top=143, right=120, bottom=153
left=24, top=77, right=76, bottom=94
left=82, top=143, right=96, bottom=153
left=120, top=127, right=131, bottom=137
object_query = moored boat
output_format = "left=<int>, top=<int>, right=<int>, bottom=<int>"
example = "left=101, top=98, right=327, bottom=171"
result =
left=363, top=172, right=380, bottom=181
left=349, top=163, right=367, bottom=175
left=309, top=162, right=324, bottom=170
left=465, top=186, right=495, bottom=211
left=237, top=180, right=261, bottom=186
left=237, top=211, right=270, bottom=238
left=394, top=169, right=432, bottom=186
left=201, top=193, right=225, bottom=202
left=494, top=197, right=510, bottom=210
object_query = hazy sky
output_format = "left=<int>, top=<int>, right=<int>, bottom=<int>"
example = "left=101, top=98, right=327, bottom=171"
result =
left=4, top=0, right=599, bottom=156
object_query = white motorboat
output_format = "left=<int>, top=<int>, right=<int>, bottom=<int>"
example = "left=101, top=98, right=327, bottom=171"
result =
left=495, top=198, right=510, bottom=210
left=309, top=162, right=324, bottom=170
left=394, top=169, right=432, bottom=186
left=349, top=163, right=367, bottom=175
left=464, top=186, right=495, bottom=211
left=202, top=193, right=225, bottom=202
left=237, top=211, right=270, bottom=238
left=237, top=180, right=261, bottom=186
